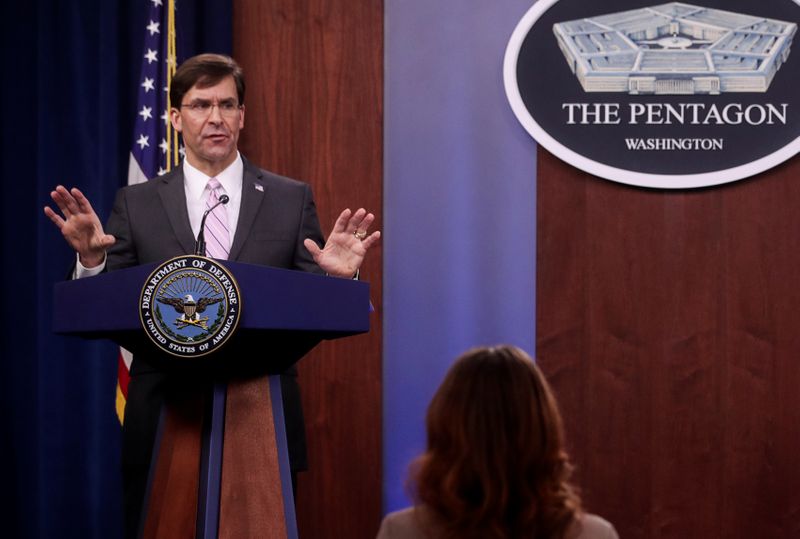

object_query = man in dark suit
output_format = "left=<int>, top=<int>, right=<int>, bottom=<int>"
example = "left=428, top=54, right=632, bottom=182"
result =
left=44, top=53, right=380, bottom=537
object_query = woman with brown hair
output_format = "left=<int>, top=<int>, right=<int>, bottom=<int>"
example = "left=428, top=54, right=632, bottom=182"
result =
left=377, top=345, right=617, bottom=539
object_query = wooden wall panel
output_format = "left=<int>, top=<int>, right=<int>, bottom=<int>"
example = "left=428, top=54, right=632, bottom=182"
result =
left=537, top=149, right=800, bottom=539
left=233, top=1, right=383, bottom=537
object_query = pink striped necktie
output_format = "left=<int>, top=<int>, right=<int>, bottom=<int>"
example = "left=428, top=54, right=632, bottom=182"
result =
left=204, top=178, right=230, bottom=260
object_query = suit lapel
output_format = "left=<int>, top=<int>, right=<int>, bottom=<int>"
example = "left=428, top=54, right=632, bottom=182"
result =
left=229, top=160, right=266, bottom=261
left=157, top=166, right=197, bottom=255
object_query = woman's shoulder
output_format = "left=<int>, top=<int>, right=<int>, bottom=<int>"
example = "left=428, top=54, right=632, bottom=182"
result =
left=376, top=507, right=434, bottom=539
left=377, top=507, right=618, bottom=539
left=381, top=506, right=417, bottom=526
left=567, top=513, right=619, bottom=539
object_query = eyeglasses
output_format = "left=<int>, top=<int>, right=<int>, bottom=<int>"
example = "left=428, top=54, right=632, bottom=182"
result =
left=180, top=99, right=242, bottom=118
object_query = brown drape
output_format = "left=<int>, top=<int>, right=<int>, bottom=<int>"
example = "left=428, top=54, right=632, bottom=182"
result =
left=537, top=148, right=800, bottom=538
left=233, top=0, right=383, bottom=536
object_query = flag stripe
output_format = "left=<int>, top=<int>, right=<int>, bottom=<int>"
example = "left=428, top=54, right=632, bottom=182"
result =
left=117, top=0, right=179, bottom=425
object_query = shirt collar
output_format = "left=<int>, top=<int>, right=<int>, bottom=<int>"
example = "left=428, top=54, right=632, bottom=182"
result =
left=183, top=152, right=243, bottom=200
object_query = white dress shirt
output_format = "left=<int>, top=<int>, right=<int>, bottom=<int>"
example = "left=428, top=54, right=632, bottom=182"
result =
left=183, top=153, right=242, bottom=241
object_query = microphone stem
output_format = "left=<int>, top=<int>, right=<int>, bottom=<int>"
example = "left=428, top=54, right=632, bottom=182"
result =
left=195, top=197, right=228, bottom=256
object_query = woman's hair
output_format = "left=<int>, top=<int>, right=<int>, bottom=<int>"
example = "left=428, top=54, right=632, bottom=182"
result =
left=410, top=345, right=581, bottom=539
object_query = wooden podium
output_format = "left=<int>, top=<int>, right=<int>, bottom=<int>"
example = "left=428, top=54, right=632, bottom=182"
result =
left=53, top=261, right=371, bottom=538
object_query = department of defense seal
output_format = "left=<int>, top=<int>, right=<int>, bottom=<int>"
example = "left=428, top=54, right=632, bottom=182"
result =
left=139, top=255, right=242, bottom=358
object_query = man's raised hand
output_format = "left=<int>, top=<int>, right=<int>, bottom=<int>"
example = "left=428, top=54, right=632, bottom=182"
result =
left=303, top=208, right=380, bottom=278
left=44, top=186, right=115, bottom=268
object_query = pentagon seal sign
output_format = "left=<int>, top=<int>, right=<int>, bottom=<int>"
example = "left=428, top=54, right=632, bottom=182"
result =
left=504, top=0, right=800, bottom=189
left=139, top=255, right=241, bottom=358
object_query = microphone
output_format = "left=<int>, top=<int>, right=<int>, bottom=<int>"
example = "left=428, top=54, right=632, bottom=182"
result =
left=195, top=194, right=230, bottom=256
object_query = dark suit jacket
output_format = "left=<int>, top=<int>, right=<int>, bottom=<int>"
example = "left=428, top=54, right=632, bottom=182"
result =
left=106, top=158, right=324, bottom=273
left=106, top=158, right=325, bottom=536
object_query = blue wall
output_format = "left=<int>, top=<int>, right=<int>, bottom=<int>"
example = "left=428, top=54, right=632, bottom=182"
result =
left=384, top=0, right=538, bottom=512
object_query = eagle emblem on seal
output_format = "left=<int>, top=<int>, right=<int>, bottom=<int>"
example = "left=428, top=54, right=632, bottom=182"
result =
left=157, top=294, right=223, bottom=330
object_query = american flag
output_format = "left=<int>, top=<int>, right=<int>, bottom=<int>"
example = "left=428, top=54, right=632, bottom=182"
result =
left=116, top=0, right=181, bottom=423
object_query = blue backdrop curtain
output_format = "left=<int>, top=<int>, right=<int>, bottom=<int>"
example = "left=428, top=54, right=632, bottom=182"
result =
left=0, top=1, right=230, bottom=537
left=383, top=0, right=537, bottom=513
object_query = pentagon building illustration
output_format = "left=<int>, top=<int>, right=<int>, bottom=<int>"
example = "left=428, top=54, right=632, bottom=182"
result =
left=552, top=2, right=797, bottom=94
